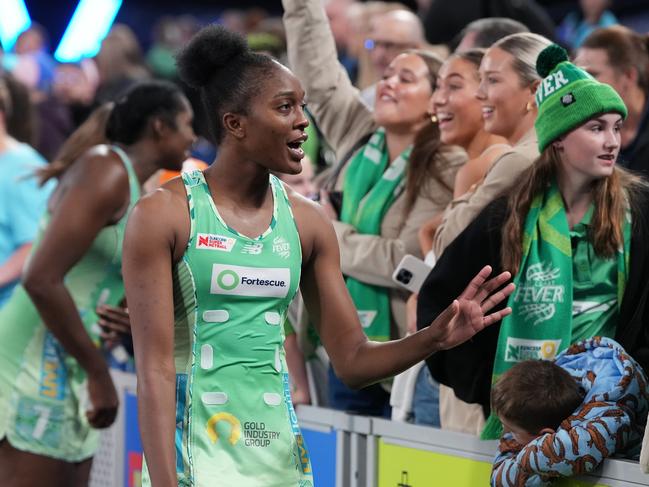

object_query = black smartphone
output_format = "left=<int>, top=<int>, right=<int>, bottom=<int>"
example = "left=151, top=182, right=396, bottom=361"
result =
left=329, top=190, right=343, bottom=217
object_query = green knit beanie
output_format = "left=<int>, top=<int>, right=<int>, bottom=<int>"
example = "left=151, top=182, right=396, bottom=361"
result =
left=534, top=44, right=627, bottom=152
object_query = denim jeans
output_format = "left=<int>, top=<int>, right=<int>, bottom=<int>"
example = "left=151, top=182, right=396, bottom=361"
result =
left=412, top=366, right=440, bottom=427
left=327, top=365, right=391, bottom=418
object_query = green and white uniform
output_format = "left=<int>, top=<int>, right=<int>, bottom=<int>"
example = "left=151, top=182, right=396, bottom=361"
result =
left=152, top=170, right=312, bottom=487
left=0, top=146, right=140, bottom=461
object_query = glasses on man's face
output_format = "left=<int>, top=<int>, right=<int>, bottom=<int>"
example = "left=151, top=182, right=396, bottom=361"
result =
left=364, top=38, right=416, bottom=53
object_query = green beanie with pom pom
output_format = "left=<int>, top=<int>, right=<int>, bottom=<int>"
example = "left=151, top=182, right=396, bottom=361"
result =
left=534, top=44, right=627, bottom=152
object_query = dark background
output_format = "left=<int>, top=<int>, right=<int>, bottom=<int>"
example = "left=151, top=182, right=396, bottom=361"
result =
left=24, top=0, right=649, bottom=53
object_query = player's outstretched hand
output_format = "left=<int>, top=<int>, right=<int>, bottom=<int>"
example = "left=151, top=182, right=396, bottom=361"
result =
left=425, top=265, right=514, bottom=352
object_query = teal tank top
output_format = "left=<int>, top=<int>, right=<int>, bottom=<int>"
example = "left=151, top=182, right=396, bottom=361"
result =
left=58, top=145, right=141, bottom=332
left=0, top=143, right=140, bottom=351
left=158, top=170, right=313, bottom=487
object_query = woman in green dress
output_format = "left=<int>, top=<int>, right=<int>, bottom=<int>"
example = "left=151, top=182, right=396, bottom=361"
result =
left=123, top=26, right=514, bottom=487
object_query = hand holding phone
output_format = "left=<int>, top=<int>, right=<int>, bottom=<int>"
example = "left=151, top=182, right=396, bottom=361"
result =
left=392, top=255, right=433, bottom=294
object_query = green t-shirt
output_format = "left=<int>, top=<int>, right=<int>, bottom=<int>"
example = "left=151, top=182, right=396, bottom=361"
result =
left=570, top=207, right=618, bottom=343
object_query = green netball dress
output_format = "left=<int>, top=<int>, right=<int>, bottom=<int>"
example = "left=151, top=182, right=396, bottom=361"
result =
left=150, top=170, right=313, bottom=487
left=0, top=146, right=140, bottom=461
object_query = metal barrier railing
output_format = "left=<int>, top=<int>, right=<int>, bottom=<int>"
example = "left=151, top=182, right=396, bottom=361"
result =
left=90, top=371, right=649, bottom=487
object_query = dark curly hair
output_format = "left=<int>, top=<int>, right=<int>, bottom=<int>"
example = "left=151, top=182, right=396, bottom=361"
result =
left=176, top=24, right=278, bottom=144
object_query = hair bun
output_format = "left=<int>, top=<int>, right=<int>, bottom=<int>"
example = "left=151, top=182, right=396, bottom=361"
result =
left=536, top=44, right=569, bottom=78
left=177, top=24, right=249, bottom=89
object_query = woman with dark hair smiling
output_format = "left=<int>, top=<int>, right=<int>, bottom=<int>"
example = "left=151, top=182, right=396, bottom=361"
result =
left=418, top=48, right=510, bottom=258
left=283, top=0, right=466, bottom=418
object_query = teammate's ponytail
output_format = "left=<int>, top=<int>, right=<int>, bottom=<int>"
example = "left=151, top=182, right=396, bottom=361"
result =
left=37, top=103, right=113, bottom=185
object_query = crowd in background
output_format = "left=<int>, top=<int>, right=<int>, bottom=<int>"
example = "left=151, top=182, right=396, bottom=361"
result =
left=3, top=0, right=649, bottom=484
left=2, top=0, right=646, bottom=173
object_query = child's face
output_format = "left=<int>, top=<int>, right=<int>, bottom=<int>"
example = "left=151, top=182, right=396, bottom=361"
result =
left=500, top=417, right=542, bottom=445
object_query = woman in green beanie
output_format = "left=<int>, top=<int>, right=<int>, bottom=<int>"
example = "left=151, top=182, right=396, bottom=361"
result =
left=417, top=43, right=649, bottom=439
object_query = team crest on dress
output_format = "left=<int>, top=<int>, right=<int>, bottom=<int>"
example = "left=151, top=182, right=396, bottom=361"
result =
left=272, top=236, right=290, bottom=259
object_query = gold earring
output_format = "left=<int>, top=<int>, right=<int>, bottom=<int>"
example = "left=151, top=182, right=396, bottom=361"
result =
left=526, top=101, right=534, bottom=112
left=430, top=114, right=438, bottom=123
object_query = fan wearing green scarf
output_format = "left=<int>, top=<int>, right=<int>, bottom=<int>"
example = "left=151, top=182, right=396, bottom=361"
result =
left=285, top=0, right=467, bottom=418
left=482, top=44, right=644, bottom=438
left=418, top=43, right=649, bottom=440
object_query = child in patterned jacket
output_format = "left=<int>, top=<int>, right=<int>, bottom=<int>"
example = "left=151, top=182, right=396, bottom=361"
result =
left=491, top=337, right=649, bottom=487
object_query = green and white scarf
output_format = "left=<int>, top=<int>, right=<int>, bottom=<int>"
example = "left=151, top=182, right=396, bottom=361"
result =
left=341, top=128, right=412, bottom=341
left=481, top=183, right=631, bottom=439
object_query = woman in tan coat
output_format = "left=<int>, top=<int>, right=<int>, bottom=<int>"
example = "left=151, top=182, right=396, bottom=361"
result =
left=283, top=0, right=465, bottom=416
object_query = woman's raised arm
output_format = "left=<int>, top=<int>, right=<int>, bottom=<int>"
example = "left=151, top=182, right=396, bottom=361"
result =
left=295, top=198, right=514, bottom=388
left=282, top=0, right=375, bottom=153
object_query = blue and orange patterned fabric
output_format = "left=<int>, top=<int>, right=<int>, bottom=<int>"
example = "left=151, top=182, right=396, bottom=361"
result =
left=492, top=337, right=649, bottom=486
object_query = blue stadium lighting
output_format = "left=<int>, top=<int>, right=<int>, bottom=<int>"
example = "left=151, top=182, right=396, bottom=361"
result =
left=0, top=0, right=31, bottom=51
left=54, top=0, right=123, bottom=62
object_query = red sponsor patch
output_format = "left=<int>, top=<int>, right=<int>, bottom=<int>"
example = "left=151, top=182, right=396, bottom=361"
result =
left=196, top=233, right=236, bottom=251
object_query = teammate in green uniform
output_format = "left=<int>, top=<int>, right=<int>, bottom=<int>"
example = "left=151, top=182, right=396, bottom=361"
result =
left=123, top=26, right=515, bottom=487
left=0, top=81, right=195, bottom=487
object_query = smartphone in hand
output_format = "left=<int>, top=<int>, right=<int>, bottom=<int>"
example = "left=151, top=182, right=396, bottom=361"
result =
left=392, top=255, right=433, bottom=294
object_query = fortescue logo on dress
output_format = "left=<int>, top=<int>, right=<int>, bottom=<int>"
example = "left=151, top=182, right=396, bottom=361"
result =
left=210, top=264, right=290, bottom=297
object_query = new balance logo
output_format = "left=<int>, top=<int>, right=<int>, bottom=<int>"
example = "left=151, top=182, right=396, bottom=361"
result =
left=242, top=242, right=264, bottom=255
